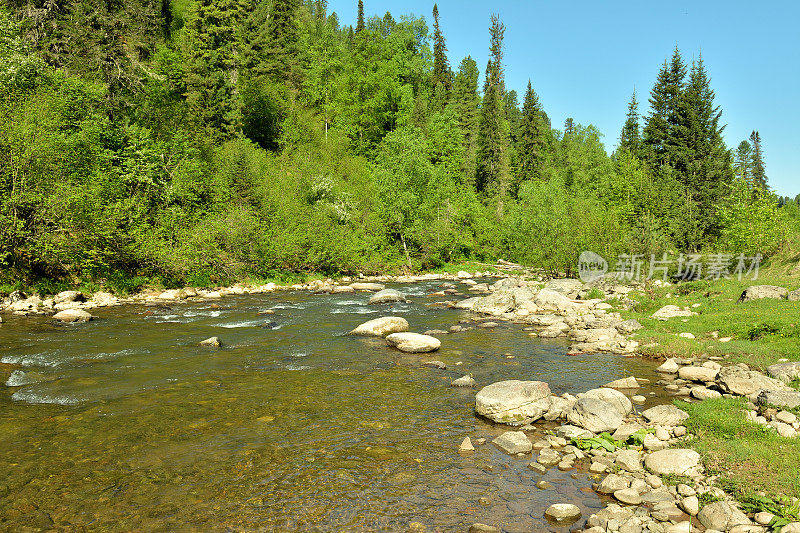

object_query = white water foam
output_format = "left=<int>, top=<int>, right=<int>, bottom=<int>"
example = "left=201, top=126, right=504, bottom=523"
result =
left=11, top=390, right=81, bottom=405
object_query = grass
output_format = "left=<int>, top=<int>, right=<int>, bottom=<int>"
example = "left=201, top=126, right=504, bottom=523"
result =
left=677, top=398, right=800, bottom=500
left=618, top=275, right=800, bottom=371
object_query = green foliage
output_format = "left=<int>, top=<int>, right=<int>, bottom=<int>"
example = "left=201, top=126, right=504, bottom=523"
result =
left=717, top=178, right=788, bottom=256
left=741, top=495, right=800, bottom=532
left=585, top=287, right=604, bottom=300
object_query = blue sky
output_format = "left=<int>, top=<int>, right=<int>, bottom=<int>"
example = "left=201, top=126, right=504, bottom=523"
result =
left=328, top=0, right=799, bottom=197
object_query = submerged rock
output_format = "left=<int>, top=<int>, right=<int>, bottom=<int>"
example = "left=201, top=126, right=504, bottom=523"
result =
left=492, top=431, right=532, bottom=454
left=385, top=332, right=441, bottom=353
left=475, top=380, right=551, bottom=425
left=199, top=336, right=221, bottom=347
left=604, top=376, right=640, bottom=389
left=459, top=436, right=474, bottom=452
left=451, top=375, right=476, bottom=387
left=545, top=503, right=582, bottom=523
left=349, top=317, right=409, bottom=337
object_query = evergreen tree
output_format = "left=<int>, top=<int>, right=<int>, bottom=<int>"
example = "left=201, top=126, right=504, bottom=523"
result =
left=750, top=130, right=767, bottom=188
left=619, top=89, right=641, bottom=154
left=431, top=4, right=452, bottom=109
left=564, top=117, right=575, bottom=136
left=356, top=0, right=365, bottom=33
left=518, top=80, right=550, bottom=182
left=734, top=140, right=752, bottom=185
left=184, top=0, right=248, bottom=135
left=642, top=48, right=686, bottom=168
left=451, top=56, right=481, bottom=186
left=476, top=14, right=511, bottom=198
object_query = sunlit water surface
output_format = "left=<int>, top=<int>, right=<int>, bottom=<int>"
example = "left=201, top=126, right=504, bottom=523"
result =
left=0, top=281, right=664, bottom=532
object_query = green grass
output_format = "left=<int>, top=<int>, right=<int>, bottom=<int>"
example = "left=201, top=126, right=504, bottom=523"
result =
left=677, top=398, right=800, bottom=499
left=619, top=275, right=800, bottom=370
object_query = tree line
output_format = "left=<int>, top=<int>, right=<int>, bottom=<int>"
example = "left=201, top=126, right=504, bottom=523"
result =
left=0, top=0, right=794, bottom=291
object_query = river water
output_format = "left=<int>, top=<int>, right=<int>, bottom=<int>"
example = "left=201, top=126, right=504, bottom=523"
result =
left=0, top=280, right=663, bottom=532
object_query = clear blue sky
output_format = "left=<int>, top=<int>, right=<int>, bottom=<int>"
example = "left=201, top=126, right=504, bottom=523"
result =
left=328, top=0, right=799, bottom=197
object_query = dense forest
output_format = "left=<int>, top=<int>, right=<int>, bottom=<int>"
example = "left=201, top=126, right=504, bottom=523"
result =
left=0, top=0, right=796, bottom=292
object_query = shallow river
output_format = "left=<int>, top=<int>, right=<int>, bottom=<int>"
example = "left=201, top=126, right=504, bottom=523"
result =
left=0, top=280, right=664, bottom=532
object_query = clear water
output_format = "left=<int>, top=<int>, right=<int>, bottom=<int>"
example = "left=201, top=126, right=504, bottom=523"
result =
left=0, top=281, right=663, bottom=531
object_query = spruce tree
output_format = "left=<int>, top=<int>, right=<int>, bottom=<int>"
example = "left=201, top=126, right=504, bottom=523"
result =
left=356, top=0, right=365, bottom=33
left=734, top=140, right=752, bottom=185
left=642, top=48, right=686, bottom=168
left=452, top=56, right=481, bottom=186
left=431, top=4, right=452, bottom=109
left=563, top=117, right=574, bottom=136
left=518, top=80, right=550, bottom=182
left=619, top=89, right=641, bottom=154
left=750, top=130, right=767, bottom=188
left=476, top=14, right=511, bottom=197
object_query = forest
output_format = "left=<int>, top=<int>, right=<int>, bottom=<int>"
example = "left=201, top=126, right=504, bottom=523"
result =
left=0, top=0, right=797, bottom=292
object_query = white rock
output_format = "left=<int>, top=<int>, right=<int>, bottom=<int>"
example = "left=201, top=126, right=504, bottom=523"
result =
left=53, top=309, right=93, bottom=323
left=642, top=405, right=689, bottom=426
left=385, top=332, right=441, bottom=353
left=368, top=289, right=406, bottom=304
left=656, top=358, right=680, bottom=373
left=651, top=305, right=694, bottom=320
left=678, top=366, right=719, bottom=382
left=475, top=380, right=551, bottom=425
left=644, top=449, right=701, bottom=476
left=459, top=437, right=475, bottom=452
left=349, top=317, right=409, bottom=337
left=545, top=503, right=582, bottom=522
left=199, top=336, right=221, bottom=347
left=451, top=375, right=476, bottom=387
left=604, top=376, right=640, bottom=389
left=492, top=431, right=532, bottom=454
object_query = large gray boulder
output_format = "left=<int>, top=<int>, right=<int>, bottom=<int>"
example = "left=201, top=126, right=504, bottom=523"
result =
left=350, top=317, right=409, bottom=337
left=475, top=380, right=551, bottom=425
left=385, top=332, right=440, bottom=353
left=642, top=405, right=689, bottom=427
left=767, top=361, right=800, bottom=384
left=757, top=390, right=800, bottom=410
left=697, top=501, right=752, bottom=531
left=738, top=285, right=789, bottom=302
left=544, top=279, right=584, bottom=299
left=53, top=309, right=93, bottom=323
left=368, top=289, right=406, bottom=305
left=644, top=449, right=701, bottom=476
left=567, top=397, right=624, bottom=433
left=534, top=289, right=575, bottom=312
left=717, top=365, right=794, bottom=397
left=578, top=387, right=633, bottom=417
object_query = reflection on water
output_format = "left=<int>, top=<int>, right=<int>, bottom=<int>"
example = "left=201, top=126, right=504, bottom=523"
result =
left=0, top=281, right=662, bottom=531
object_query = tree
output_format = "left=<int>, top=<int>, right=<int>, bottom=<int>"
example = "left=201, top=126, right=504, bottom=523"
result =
left=564, top=117, right=575, bottom=136
left=451, top=56, right=481, bottom=186
left=750, top=130, right=766, bottom=188
left=356, top=0, right=365, bottom=33
left=619, top=89, right=641, bottom=154
left=642, top=47, right=686, bottom=168
left=476, top=14, right=510, bottom=199
left=734, top=140, right=752, bottom=185
left=431, top=4, right=452, bottom=109
left=184, top=0, right=248, bottom=136
left=517, top=80, right=550, bottom=183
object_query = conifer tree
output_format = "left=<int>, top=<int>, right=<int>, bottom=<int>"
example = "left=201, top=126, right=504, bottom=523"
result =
left=642, top=48, right=686, bottom=168
left=356, top=0, right=365, bottom=33
left=431, top=4, right=452, bottom=109
left=518, top=80, right=549, bottom=181
left=735, top=140, right=752, bottom=185
left=750, top=130, right=767, bottom=188
left=184, top=0, right=248, bottom=135
left=563, top=117, right=575, bottom=136
left=619, top=89, right=641, bottom=154
left=476, top=14, right=511, bottom=197
left=452, top=56, right=481, bottom=186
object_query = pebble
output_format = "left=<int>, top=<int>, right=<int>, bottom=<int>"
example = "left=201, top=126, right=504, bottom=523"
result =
left=459, top=437, right=474, bottom=452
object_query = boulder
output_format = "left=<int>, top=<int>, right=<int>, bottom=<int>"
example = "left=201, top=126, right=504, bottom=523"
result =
left=651, top=305, right=694, bottom=320
left=571, top=328, right=621, bottom=343
left=556, top=424, right=594, bottom=440
left=385, top=333, right=441, bottom=353
left=456, top=271, right=472, bottom=279
left=604, top=376, right=640, bottom=390
left=616, top=319, right=643, bottom=334
left=767, top=361, right=800, bottom=384
left=421, top=360, right=446, bottom=370
left=349, top=282, right=385, bottom=292
left=678, top=366, right=719, bottom=382
left=656, top=358, right=680, bottom=373
left=199, top=336, right=221, bottom=347
left=579, top=388, right=633, bottom=417
left=349, top=317, right=409, bottom=337
left=615, top=449, right=642, bottom=472
left=597, top=473, right=630, bottom=494
left=757, top=390, right=800, bottom=410
left=642, top=405, right=689, bottom=426
left=545, top=503, right=582, bottom=523
left=717, top=366, right=793, bottom=397
left=475, top=380, right=551, bottom=425
left=691, top=386, right=722, bottom=400
left=492, top=431, right=532, bottom=454
left=697, top=501, right=752, bottom=531
left=544, top=279, right=584, bottom=299
left=534, top=289, right=576, bottom=312
left=8, top=296, right=42, bottom=312
left=91, top=292, right=119, bottom=307
left=567, top=397, right=624, bottom=433
left=738, top=285, right=789, bottom=302
left=644, top=449, right=701, bottom=476
left=54, top=290, right=85, bottom=304
left=368, top=289, right=407, bottom=305
left=332, top=285, right=355, bottom=294
left=614, top=488, right=642, bottom=505
left=789, top=289, right=800, bottom=301
left=53, top=309, right=93, bottom=323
